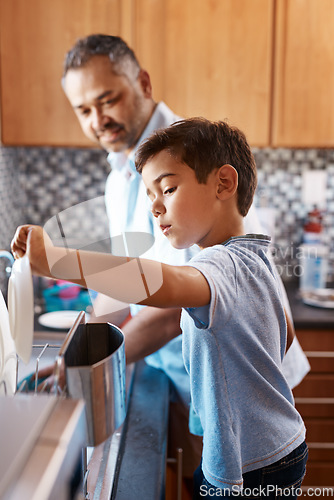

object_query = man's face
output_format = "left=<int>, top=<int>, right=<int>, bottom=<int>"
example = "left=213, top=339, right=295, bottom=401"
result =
left=63, top=55, right=154, bottom=154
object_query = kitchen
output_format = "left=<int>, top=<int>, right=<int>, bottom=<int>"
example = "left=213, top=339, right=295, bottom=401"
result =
left=0, top=0, right=334, bottom=498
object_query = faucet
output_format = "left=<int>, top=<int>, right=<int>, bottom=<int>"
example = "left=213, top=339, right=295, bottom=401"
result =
left=0, top=250, right=14, bottom=277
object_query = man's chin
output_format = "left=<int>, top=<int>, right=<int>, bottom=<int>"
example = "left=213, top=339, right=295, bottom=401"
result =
left=99, top=139, right=126, bottom=154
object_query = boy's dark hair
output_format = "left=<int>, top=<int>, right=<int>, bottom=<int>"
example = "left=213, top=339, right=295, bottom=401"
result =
left=63, top=34, right=140, bottom=79
left=135, top=118, right=257, bottom=217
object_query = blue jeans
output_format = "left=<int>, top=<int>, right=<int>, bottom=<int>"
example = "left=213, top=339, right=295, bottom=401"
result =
left=193, top=441, right=308, bottom=499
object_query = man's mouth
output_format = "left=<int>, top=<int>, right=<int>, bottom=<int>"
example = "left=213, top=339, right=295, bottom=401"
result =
left=97, top=124, right=124, bottom=142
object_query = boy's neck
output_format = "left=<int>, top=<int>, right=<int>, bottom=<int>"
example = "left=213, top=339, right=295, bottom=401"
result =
left=198, top=217, right=245, bottom=250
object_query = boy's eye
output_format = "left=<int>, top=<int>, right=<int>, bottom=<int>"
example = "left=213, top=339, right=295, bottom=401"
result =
left=164, top=187, right=176, bottom=195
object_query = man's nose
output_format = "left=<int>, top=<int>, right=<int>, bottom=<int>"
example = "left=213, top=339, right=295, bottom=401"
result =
left=91, top=107, right=107, bottom=131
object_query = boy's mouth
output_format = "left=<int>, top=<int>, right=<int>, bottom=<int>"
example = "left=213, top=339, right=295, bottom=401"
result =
left=160, top=225, right=171, bottom=235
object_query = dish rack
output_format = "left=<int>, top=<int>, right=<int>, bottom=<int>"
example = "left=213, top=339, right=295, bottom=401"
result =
left=4, top=311, right=126, bottom=500
left=16, top=342, right=64, bottom=395
left=13, top=338, right=91, bottom=500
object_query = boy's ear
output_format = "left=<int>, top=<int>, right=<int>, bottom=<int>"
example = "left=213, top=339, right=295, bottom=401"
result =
left=216, top=164, right=238, bottom=199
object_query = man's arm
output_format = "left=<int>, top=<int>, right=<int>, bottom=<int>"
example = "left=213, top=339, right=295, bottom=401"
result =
left=122, top=306, right=182, bottom=364
left=88, top=295, right=180, bottom=365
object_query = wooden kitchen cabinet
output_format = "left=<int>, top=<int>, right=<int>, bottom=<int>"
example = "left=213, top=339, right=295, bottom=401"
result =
left=134, top=0, right=274, bottom=147
left=0, top=0, right=129, bottom=146
left=1, top=0, right=334, bottom=147
left=293, top=328, right=334, bottom=490
left=0, top=0, right=273, bottom=147
left=272, top=0, right=334, bottom=147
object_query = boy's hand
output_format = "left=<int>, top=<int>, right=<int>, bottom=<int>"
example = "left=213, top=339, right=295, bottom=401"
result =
left=11, top=225, right=53, bottom=277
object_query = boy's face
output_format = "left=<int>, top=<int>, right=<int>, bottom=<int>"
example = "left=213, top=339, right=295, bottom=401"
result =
left=142, top=150, right=221, bottom=249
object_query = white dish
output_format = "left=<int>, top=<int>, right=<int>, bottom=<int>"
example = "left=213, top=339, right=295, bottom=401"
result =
left=7, top=256, right=34, bottom=364
left=0, top=291, right=17, bottom=395
left=301, top=288, right=334, bottom=309
left=38, top=310, right=89, bottom=330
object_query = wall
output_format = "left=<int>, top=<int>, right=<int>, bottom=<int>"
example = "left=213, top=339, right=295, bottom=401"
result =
left=253, top=148, right=334, bottom=281
left=0, top=147, right=23, bottom=295
left=0, top=145, right=333, bottom=294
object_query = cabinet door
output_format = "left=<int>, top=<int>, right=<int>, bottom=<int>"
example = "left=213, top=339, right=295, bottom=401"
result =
left=134, top=0, right=274, bottom=147
left=0, top=0, right=124, bottom=146
left=272, top=0, right=334, bottom=147
left=293, top=328, right=334, bottom=487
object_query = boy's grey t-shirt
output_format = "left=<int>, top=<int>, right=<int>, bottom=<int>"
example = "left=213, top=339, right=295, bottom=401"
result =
left=181, top=235, right=305, bottom=491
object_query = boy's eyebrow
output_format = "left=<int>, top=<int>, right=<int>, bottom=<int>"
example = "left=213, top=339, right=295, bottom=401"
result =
left=146, top=172, right=176, bottom=196
left=74, top=90, right=114, bottom=109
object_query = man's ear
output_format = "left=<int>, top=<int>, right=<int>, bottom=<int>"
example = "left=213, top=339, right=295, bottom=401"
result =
left=138, top=69, right=153, bottom=98
left=216, top=164, right=238, bottom=199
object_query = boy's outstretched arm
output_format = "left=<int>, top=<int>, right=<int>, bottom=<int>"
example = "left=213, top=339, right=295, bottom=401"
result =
left=11, top=225, right=211, bottom=309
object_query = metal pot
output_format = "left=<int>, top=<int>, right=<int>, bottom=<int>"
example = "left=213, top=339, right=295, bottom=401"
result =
left=55, top=311, right=126, bottom=446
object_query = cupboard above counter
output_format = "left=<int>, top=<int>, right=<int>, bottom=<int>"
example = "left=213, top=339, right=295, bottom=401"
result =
left=1, top=0, right=334, bottom=148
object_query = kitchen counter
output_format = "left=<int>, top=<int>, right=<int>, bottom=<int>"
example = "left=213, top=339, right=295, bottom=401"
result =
left=85, top=360, right=170, bottom=500
left=284, top=281, right=334, bottom=329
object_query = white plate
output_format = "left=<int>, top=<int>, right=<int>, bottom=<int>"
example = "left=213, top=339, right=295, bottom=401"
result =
left=0, top=291, right=17, bottom=395
left=7, top=256, right=34, bottom=364
left=38, top=310, right=88, bottom=330
left=301, top=288, right=334, bottom=309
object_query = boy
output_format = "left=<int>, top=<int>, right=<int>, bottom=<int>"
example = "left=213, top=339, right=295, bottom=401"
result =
left=12, top=118, right=307, bottom=497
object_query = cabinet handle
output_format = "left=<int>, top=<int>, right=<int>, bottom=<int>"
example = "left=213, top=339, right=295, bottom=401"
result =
left=167, top=447, right=183, bottom=500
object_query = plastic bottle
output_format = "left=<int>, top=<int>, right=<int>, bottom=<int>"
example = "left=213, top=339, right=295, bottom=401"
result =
left=303, top=206, right=323, bottom=244
left=300, top=206, right=328, bottom=290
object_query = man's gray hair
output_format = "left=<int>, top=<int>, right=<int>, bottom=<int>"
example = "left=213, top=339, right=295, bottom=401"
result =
left=62, top=34, right=140, bottom=80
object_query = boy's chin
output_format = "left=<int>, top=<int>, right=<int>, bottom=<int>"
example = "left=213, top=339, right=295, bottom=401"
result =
left=170, top=240, right=194, bottom=250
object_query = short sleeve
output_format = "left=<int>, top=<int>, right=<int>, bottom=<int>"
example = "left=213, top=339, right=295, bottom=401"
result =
left=184, top=246, right=237, bottom=330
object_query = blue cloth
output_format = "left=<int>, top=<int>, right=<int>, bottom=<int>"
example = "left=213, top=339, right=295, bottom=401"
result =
left=181, top=235, right=306, bottom=490
left=193, top=441, right=308, bottom=498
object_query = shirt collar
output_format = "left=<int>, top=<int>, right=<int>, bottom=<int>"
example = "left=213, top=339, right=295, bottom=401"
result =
left=107, top=102, right=177, bottom=174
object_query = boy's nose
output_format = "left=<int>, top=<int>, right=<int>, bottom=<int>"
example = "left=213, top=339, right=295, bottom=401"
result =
left=151, top=199, right=165, bottom=217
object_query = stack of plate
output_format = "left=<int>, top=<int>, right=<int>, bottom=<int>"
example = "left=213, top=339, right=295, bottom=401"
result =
left=301, top=288, right=334, bottom=309
left=0, top=256, right=34, bottom=395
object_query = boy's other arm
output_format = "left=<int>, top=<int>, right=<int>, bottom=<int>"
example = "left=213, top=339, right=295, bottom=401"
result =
left=285, top=308, right=295, bottom=353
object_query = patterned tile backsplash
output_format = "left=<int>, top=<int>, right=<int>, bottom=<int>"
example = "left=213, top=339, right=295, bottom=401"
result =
left=1, top=145, right=334, bottom=294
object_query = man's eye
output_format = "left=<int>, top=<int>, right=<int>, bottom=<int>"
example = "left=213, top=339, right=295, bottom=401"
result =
left=102, top=98, right=118, bottom=107
left=164, top=187, right=176, bottom=195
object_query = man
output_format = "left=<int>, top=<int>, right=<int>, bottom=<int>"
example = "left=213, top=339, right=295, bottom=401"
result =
left=61, top=34, right=309, bottom=484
